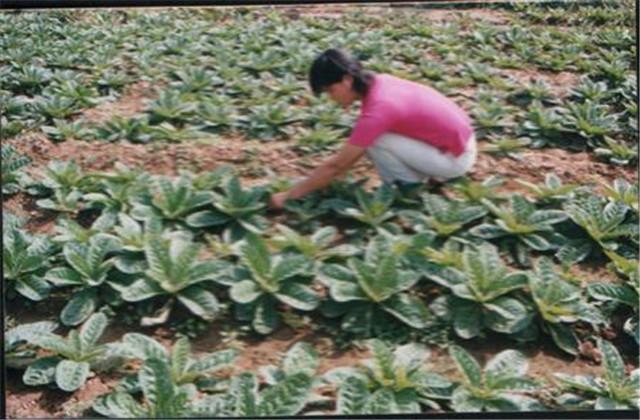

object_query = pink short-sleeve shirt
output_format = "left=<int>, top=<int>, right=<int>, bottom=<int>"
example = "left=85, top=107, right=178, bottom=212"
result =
left=348, top=74, right=474, bottom=157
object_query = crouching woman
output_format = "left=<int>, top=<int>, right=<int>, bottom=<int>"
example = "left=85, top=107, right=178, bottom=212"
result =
left=270, top=48, right=477, bottom=209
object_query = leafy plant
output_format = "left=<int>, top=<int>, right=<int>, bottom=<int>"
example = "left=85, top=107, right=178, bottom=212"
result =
left=429, top=243, right=531, bottom=339
left=594, top=136, right=637, bottom=166
left=449, top=346, right=544, bottom=411
left=519, top=258, right=604, bottom=355
left=554, top=339, right=639, bottom=409
left=44, top=234, right=121, bottom=325
left=601, top=179, right=639, bottom=213
left=318, top=241, right=430, bottom=336
left=94, top=116, right=151, bottom=143
left=326, top=340, right=453, bottom=414
left=147, top=89, right=197, bottom=126
left=448, top=175, right=506, bottom=203
left=400, top=193, right=487, bottom=238
left=562, top=101, right=620, bottom=143
left=24, top=313, right=117, bottom=392
left=192, top=371, right=314, bottom=417
left=186, top=175, right=268, bottom=239
left=562, top=193, right=637, bottom=260
left=481, top=135, right=531, bottom=160
left=92, top=357, right=198, bottom=417
left=333, top=184, right=398, bottom=233
left=471, top=195, right=568, bottom=266
left=3, top=226, right=56, bottom=301
left=270, top=224, right=359, bottom=266
left=41, top=118, right=91, bottom=142
left=515, top=173, right=581, bottom=203
left=217, top=234, right=318, bottom=334
left=518, top=101, right=567, bottom=148
left=111, top=333, right=237, bottom=389
left=131, top=175, right=213, bottom=223
left=116, top=233, right=229, bottom=325
left=2, top=143, right=30, bottom=194
left=6, top=321, right=58, bottom=369
left=241, top=102, right=299, bottom=140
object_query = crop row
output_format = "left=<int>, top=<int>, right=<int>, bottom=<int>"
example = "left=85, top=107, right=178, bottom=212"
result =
left=1, top=4, right=636, bottom=164
left=4, top=151, right=638, bottom=353
left=7, top=315, right=639, bottom=413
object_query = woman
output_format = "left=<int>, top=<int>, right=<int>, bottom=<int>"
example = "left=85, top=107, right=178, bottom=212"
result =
left=270, top=48, right=476, bottom=209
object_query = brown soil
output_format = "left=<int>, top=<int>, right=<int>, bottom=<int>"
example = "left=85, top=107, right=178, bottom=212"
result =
left=82, top=81, right=156, bottom=125
left=500, top=69, right=581, bottom=99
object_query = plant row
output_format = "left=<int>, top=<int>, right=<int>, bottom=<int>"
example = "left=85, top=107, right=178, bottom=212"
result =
left=6, top=316, right=639, bottom=413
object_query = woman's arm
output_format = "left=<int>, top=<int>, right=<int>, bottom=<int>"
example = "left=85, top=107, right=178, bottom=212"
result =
left=270, top=143, right=366, bottom=208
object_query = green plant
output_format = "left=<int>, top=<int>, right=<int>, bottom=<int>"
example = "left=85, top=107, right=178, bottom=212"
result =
left=400, top=193, right=487, bottom=238
left=217, top=234, right=318, bottom=334
left=32, top=94, right=79, bottom=122
left=449, top=176, right=506, bottom=203
left=519, top=258, right=604, bottom=355
left=515, top=173, right=581, bottom=203
left=562, top=193, right=637, bottom=260
left=111, top=333, right=236, bottom=388
left=94, top=117, right=151, bottom=143
left=594, top=136, right=637, bottom=166
left=601, top=179, right=638, bottom=213
left=6, top=321, right=58, bottom=369
left=116, top=233, right=229, bottom=325
left=563, top=101, right=620, bottom=143
left=44, top=234, right=121, bottom=325
left=24, top=313, right=117, bottom=392
left=333, top=184, right=398, bottom=233
left=471, top=195, right=568, bottom=266
left=192, top=371, right=314, bottom=417
left=3, top=226, right=56, bottom=301
left=186, top=175, right=268, bottom=239
left=481, top=135, right=531, bottom=160
left=318, top=241, right=430, bottom=336
left=41, top=118, right=91, bottom=142
left=147, top=89, right=197, bottom=126
left=326, top=340, right=453, bottom=414
left=241, top=102, right=300, bottom=141
left=270, top=224, right=359, bottom=266
left=131, top=175, right=213, bottom=223
left=429, top=243, right=531, bottom=339
left=2, top=144, right=30, bottom=194
left=554, top=339, right=639, bottom=409
left=518, top=101, right=567, bottom=148
left=92, top=358, right=198, bottom=417
left=449, top=346, right=544, bottom=411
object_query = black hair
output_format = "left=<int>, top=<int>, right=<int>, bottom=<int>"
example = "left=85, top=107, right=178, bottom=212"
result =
left=308, top=48, right=374, bottom=97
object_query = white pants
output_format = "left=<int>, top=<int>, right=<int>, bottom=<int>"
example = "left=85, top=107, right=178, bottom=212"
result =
left=366, top=133, right=477, bottom=184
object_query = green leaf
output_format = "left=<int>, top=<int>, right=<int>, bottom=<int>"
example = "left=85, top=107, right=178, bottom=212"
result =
left=23, top=356, right=58, bottom=386
left=449, top=345, right=482, bottom=388
left=336, top=376, right=369, bottom=414
left=240, top=234, right=271, bottom=278
left=121, top=278, right=165, bottom=301
left=598, top=339, right=626, bottom=386
left=363, top=388, right=399, bottom=414
left=60, top=288, right=99, bottom=326
left=185, top=209, right=231, bottom=227
left=192, top=349, right=237, bottom=373
left=14, top=275, right=50, bottom=301
left=229, top=280, right=263, bottom=304
left=176, top=285, right=220, bottom=321
left=79, top=312, right=108, bottom=349
left=484, top=350, right=528, bottom=386
left=44, top=267, right=84, bottom=286
left=122, top=333, right=168, bottom=360
left=92, top=392, right=146, bottom=418
left=55, top=360, right=90, bottom=392
left=554, top=373, right=604, bottom=394
left=548, top=323, right=580, bottom=356
left=171, top=336, right=191, bottom=380
left=451, top=387, right=484, bottom=412
left=470, top=223, right=508, bottom=239
left=252, top=297, right=279, bottom=335
left=139, top=358, right=175, bottom=413
left=229, top=372, right=258, bottom=416
left=381, top=293, right=431, bottom=329
left=328, top=280, right=368, bottom=302
left=282, top=342, right=318, bottom=377
left=275, top=282, right=319, bottom=311
left=452, top=301, right=483, bottom=339
left=588, top=283, right=638, bottom=308
left=258, top=372, right=312, bottom=416
left=484, top=296, right=532, bottom=334
left=521, top=233, right=552, bottom=251
left=271, top=255, right=310, bottom=282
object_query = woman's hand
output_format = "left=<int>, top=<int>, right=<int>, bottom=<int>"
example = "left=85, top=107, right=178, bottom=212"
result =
left=269, top=191, right=290, bottom=209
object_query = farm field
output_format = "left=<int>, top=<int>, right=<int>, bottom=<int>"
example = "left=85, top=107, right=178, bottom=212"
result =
left=2, top=1, right=638, bottom=417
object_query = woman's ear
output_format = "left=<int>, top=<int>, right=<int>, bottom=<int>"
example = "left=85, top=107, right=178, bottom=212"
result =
left=342, top=74, right=354, bottom=89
